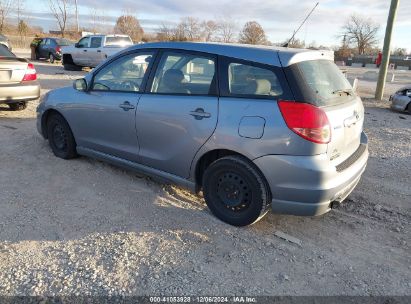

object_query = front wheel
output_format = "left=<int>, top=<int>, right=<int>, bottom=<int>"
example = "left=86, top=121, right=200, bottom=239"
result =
left=49, top=53, right=55, bottom=64
left=202, top=156, right=271, bottom=226
left=47, top=114, right=78, bottom=159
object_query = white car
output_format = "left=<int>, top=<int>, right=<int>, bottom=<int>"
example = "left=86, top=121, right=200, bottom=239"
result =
left=62, top=35, right=133, bottom=70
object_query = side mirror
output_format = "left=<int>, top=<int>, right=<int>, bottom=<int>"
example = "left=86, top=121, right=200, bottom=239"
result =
left=75, top=43, right=79, bottom=48
left=73, top=78, right=87, bottom=91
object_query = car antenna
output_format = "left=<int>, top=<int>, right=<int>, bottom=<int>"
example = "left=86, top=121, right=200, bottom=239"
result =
left=282, top=2, right=319, bottom=47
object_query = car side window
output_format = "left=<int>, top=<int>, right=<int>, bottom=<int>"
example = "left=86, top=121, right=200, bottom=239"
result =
left=90, top=37, right=102, bottom=48
left=92, top=52, right=154, bottom=92
left=228, top=62, right=283, bottom=97
left=150, top=52, right=216, bottom=96
left=77, top=37, right=90, bottom=48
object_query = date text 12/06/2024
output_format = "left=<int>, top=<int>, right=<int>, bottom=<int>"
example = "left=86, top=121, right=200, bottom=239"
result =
left=149, top=296, right=257, bottom=303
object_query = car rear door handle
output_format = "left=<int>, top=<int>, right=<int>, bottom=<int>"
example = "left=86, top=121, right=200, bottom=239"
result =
left=97, top=50, right=101, bottom=53
left=190, top=108, right=211, bottom=120
left=119, top=101, right=135, bottom=111
left=83, top=49, right=87, bottom=52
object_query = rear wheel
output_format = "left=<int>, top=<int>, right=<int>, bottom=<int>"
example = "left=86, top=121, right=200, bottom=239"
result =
left=202, top=156, right=271, bottom=226
left=8, top=102, right=27, bottom=111
left=49, top=53, right=55, bottom=64
left=47, top=113, right=78, bottom=159
left=407, top=103, right=411, bottom=115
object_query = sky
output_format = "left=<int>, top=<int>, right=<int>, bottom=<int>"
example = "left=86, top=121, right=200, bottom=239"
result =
left=21, top=0, right=411, bottom=51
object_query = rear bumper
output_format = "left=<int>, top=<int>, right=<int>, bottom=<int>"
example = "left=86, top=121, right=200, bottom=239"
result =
left=254, top=132, right=369, bottom=216
left=0, top=81, right=40, bottom=103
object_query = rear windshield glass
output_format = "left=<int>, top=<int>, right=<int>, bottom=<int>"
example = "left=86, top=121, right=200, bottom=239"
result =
left=56, top=39, right=72, bottom=46
left=292, top=60, right=354, bottom=106
left=0, top=44, right=15, bottom=57
left=105, top=37, right=133, bottom=46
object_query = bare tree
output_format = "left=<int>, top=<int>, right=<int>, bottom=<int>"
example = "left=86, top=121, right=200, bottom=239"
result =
left=201, top=20, right=219, bottom=42
left=216, top=18, right=237, bottom=43
left=49, top=0, right=71, bottom=37
left=0, top=0, right=12, bottom=33
left=392, top=47, right=406, bottom=56
left=114, top=14, right=144, bottom=42
left=286, top=38, right=305, bottom=48
left=342, top=14, right=380, bottom=55
left=239, top=21, right=267, bottom=45
left=157, top=23, right=174, bottom=41
left=89, top=8, right=109, bottom=34
left=180, top=17, right=201, bottom=41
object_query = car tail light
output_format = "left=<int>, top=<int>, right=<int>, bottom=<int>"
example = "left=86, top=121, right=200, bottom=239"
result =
left=56, top=46, right=61, bottom=53
left=22, top=63, right=37, bottom=81
left=278, top=100, right=331, bottom=144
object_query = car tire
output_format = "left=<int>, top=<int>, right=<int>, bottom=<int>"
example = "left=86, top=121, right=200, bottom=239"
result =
left=202, top=155, right=271, bottom=226
left=8, top=102, right=27, bottom=111
left=47, top=113, right=78, bottom=159
left=407, top=103, right=411, bottom=115
left=49, top=53, right=55, bottom=64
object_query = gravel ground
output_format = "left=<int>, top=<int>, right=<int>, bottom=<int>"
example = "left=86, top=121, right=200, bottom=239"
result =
left=0, top=59, right=410, bottom=297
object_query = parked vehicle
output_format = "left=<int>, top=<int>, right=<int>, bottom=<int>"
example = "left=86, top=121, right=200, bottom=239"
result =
left=61, top=35, right=133, bottom=70
left=390, top=86, right=411, bottom=114
left=35, top=37, right=73, bottom=63
left=37, top=42, right=369, bottom=226
left=0, top=34, right=11, bottom=51
left=0, top=45, right=40, bottom=110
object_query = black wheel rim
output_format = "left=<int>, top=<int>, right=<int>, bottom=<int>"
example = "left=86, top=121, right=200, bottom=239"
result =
left=52, top=124, right=67, bottom=150
left=212, top=171, right=252, bottom=212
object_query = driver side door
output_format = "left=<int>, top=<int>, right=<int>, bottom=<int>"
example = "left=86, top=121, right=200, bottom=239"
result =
left=65, top=51, right=156, bottom=162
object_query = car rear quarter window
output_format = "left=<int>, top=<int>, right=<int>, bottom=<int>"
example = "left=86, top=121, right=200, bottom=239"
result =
left=229, top=63, right=283, bottom=97
left=219, top=56, right=292, bottom=100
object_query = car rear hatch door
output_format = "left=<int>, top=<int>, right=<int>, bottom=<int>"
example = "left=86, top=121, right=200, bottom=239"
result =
left=284, top=59, right=364, bottom=165
left=322, top=96, right=364, bottom=165
left=0, top=58, right=28, bottom=84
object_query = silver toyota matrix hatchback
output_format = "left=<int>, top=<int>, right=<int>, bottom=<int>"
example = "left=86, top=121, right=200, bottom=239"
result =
left=37, top=42, right=368, bottom=226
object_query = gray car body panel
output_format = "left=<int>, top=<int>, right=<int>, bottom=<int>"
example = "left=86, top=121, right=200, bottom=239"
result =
left=37, top=43, right=368, bottom=216
left=390, top=86, right=411, bottom=112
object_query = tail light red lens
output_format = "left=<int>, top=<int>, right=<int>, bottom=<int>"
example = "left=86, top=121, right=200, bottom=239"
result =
left=22, top=63, right=37, bottom=81
left=56, top=46, right=61, bottom=53
left=278, top=100, right=331, bottom=144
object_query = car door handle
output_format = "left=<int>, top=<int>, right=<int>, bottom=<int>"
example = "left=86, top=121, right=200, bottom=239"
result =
left=190, top=108, right=211, bottom=120
left=83, top=49, right=87, bottom=52
left=97, top=50, right=101, bottom=53
left=119, top=101, right=135, bottom=111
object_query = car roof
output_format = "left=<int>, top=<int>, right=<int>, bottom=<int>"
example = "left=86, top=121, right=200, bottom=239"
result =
left=129, top=42, right=334, bottom=67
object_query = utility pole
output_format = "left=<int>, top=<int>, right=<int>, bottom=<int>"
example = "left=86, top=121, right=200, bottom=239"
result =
left=75, top=0, right=80, bottom=33
left=375, top=0, right=400, bottom=100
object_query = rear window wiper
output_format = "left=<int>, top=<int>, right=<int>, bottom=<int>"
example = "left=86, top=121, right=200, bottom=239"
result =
left=332, top=89, right=352, bottom=96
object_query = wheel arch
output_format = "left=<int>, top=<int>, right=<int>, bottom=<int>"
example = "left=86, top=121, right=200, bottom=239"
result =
left=41, top=109, right=69, bottom=139
left=62, top=53, right=74, bottom=65
left=194, top=149, right=268, bottom=193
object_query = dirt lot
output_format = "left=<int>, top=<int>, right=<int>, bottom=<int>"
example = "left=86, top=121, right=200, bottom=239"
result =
left=0, top=59, right=410, bottom=296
